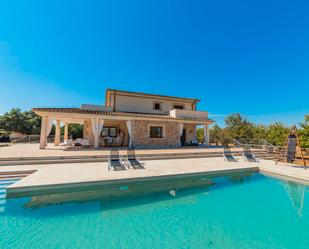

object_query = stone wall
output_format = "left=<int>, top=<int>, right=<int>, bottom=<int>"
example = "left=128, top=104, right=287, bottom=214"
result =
left=103, top=120, right=129, bottom=146
left=132, top=120, right=182, bottom=148
left=183, top=123, right=196, bottom=144
left=84, top=119, right=196, bottom=148
left=83, top=119, right=94, bottom=145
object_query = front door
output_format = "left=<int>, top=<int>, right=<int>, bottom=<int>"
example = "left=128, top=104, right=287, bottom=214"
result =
left=180, top=129, right=186, bottom=146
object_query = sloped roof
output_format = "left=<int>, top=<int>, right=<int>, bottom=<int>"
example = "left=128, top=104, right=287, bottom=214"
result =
left=106, top=89, right=200, bottom=102
left=33, top=108, right=213, bottom=123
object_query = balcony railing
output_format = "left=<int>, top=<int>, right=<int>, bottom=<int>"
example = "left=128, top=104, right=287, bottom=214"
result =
left=169, top=109, right=209, bottom=119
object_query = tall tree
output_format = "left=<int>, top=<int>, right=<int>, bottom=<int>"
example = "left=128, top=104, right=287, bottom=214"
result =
left=267, top=122, right=289, bottom=146
left=299, top=115, right=309, bottom=148
left=0, top=108, right=41, bottom=135
left=60, top=124, right=84, bottom=139
left=209, top=125, right=231, bottom=146
left=196, top=127, right=204, bottom=143
left=224, top=113, right=254, bottom=143
left=252, top=124, right=268, bottom=141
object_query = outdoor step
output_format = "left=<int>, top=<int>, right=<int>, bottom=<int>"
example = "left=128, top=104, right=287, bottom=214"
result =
left=0, top=153, right=231, bottom=166
left=0, top=149, right=275, bottom=166
left=0, top=158, right=108, bottom=166
left=0, top=184, right=10, bottom=188
left=0, top=149, right=264, bottom=161
left=0, top=179, right=18, bottom=185
left=0, top=170, right=35, bottom=175
left=0, top=175, right=26, bottom=180
left=0, top=181, right=17, bottom=188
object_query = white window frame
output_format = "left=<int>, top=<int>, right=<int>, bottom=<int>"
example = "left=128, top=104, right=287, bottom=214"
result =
left=147, top=123, right=166, bottom=138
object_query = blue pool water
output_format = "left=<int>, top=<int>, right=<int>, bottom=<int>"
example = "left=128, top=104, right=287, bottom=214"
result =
left=1, top=173, right=309, bottom=249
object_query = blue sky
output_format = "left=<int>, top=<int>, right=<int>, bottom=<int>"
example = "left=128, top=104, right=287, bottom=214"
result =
left=0, top=0, right=308, bottom=126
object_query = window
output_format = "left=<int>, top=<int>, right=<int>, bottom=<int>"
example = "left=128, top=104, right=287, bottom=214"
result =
left=173, top=105, right=184, bottom=110
left=101, top=127, right=117, bottom=137
left=150, top=126, right=163, bottom=138
left=153, top=102, right=162, bottom=110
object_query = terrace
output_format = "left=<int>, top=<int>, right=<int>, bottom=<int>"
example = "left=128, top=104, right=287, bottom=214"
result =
left=1, top=143, right=309, bottom=201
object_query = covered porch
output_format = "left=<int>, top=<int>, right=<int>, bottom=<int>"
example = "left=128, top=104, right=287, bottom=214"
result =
left=34, top=108, right=212, bottom=150
left=39, top=116, right=132, bottom=149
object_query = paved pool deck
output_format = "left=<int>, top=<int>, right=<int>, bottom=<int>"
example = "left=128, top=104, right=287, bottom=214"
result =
left=0, top=143, right=256, bottom=160
left=3, top=156, right=309, bottom=198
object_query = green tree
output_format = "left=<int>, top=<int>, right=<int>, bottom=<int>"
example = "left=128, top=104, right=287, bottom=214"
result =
left=210, top=125, right=231, bottom=146
left=267, top=122, right=289, bottom=146
left=196, top=127, right=204, bottom=143
left=224, top=113, right=254, bottom=143
left=252, top=124, right=268, bottom=141
left=299, top=115, right=309, bottom=148
left=0, top=108, right=25, bottom=133
left=23, top=110, right=42, bottom=134
left=60, top=124, right=84, bottom=139
left=0, top=108, right=41, bottom=134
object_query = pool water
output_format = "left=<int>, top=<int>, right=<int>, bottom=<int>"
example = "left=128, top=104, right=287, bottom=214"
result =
left=1, top=173, right=309, bottom=249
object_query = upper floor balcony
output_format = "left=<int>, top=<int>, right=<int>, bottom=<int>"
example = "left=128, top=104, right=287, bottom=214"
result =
left=169, top=109, right=209, bottom=120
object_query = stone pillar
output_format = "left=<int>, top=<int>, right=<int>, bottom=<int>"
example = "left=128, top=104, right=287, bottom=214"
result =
left=193, top=125, right=197, bottom=140
left=94, top=118, right=100, bottom=148
left=54, top=120, right=61, bottom=146
left=126, top=120, right=133, bottom=147
left=39, top=116, right=47, bottom=149
left=83, top=120, right=94, bottom=145
left=203, top=123, right=209, bottom=146
left=64, top=123, right=69, bottom=141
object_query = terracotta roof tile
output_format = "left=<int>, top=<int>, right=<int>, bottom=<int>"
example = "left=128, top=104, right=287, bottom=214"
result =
left=33, top=108, right=214, bottom=123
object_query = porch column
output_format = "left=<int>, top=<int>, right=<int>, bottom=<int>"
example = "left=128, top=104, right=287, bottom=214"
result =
left=54, top=120, right=61, bottom=146
left=203, top=123, right=209, bottom=146
left=126, top=120, right=134, bottom=147
left=94, top=118, right=100, bottom=148
left=178, top=123, right=184, bottom=146
left=193, top=125, right=197, bottom=140
left=64, top=123, right=69, bottom=142
left=39, top=116, right=47, bottom=149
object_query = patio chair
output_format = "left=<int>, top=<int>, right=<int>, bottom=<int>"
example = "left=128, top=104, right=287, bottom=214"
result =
left=223, top=147, right=238, bottom=162
left=126, top=148, right=145, bottom=169
left=112, top=136, right=121, bottom=147
left=81, top=139, right=90, bottom=146
left=73, top=138, right=83, bottom=146
left=243, top=147, right=259, bottom=163
left=105, top=137, right=113, bottom=147
left=63, top=139, right=73, bottom=146
left=108, top=149, right=127, bottom=171
left=75, top=138, right=83, bottom=144
left=190, top=139, right=199, bottom=146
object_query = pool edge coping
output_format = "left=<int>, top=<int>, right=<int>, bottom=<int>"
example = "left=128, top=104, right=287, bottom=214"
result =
left=7, top=167, right=259, bottom=198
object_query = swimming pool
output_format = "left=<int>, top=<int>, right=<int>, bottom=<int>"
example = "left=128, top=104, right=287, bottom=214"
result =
left=1, top=173, right=309, bottom=249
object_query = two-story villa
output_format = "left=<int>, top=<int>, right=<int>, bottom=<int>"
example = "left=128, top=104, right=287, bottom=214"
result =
left=33, top=89, right=214, bottom=149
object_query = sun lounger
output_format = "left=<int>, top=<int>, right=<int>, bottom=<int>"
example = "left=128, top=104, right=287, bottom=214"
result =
left=108, top=149, right=127, bottom=171
left=126, top=148, right=145, bottom=169
left=223, top=148, right=238, bottom=162
left=243, top=148, right=259, bottom=162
